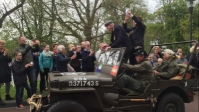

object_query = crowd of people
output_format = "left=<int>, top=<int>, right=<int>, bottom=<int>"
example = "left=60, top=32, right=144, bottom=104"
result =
left=0, top=37, right=100, bottom=109
left=0, top=10, right=198, bottom=110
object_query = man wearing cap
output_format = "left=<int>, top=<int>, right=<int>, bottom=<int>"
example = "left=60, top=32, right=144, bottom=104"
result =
left=116, top=49, right=153, bottom=94
left=105, top=21, right=133, bottom=62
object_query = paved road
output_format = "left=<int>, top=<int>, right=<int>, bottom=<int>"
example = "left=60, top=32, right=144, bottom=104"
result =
left=185, top=91, right=198, bottom=112
left=0, top=92, right=198, bottom=112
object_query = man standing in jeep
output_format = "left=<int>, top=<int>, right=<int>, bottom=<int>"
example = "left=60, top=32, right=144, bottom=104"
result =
left=105, top=21, right=133, bottom=63
left=116, top=49, right=153, bottom=94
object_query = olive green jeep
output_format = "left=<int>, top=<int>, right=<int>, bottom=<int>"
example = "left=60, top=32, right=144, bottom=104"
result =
left=29, top=41, right=198, bottom=112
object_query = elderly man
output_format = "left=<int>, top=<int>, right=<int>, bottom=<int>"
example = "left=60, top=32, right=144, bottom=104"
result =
left=56, top=45, right=76, bottom=72
left=15, top=36, right=40, bottom=94
left=105, top=20, right=133, bottom=63
left=116, top=49, right=153, bottom=94
left=95, top=43, right=108, bottom=60
left=153, top=49, right=179, bottom=80
left=82, top=41, right=96, bottom=72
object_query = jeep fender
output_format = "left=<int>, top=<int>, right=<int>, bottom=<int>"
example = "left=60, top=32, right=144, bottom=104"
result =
left=49, top=87, right=105, bottom=111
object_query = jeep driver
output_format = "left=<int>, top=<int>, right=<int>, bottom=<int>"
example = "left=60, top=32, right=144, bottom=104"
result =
left=116, top=49, right=153, bottom=94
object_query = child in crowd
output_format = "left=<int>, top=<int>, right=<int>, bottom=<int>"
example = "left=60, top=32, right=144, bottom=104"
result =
left=11, top=51, right=32, bottom=109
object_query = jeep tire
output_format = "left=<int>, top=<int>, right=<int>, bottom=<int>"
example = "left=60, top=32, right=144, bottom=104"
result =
left=155, top=93, right=185, bottom=112
left=47, top=100, right=87, bottom=112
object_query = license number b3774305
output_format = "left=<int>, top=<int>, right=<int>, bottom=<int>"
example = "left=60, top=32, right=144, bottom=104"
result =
left=68, top=81, right=99, bottom=87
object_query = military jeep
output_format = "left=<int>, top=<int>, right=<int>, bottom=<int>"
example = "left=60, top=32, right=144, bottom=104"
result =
left=29, top=41, right=198, bottom=112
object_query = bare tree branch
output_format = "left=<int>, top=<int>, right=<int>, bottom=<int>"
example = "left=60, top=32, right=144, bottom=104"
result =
left=0, top=0, right=25, bottom=28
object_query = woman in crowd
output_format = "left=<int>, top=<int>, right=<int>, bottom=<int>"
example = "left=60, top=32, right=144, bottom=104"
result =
left=39, top=44, right=53, bottom=93
left=56, top=45, right=76, bottom=72
left=0, top=39, right=13, bottom=105
left=151, top=46, right=161, bottom=66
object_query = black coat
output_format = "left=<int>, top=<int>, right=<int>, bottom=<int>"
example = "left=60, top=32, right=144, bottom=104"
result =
left=186, top=53, right=199, bottom=69
left=67, top=51, right=82, bottom=67
left=0, top=51, right=12, bottom=83
left=56, top=52, right=71, bottom=72
left=10, top=60, right=28, bottom=85
left=81, top=50, right=96, bottom=71
left=110, top=25, right=133, bottom=58
left=123, top=15, right=146, bottom=48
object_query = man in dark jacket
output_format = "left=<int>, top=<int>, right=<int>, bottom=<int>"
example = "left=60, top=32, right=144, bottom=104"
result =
left=56, top=45, right=76, bottom=72
left=0, top=40, right=13, bottom=105
left=32, top=40, right=43, bottom=91
left=15, top=36, right=40, bottom=94
left=123, top=10, right=146, bottom=65
left=82, top=41, right=96, bottom=72
left=67, top=44, right=82, bottom=72
left=105, top=21, right=133, bottom=63
left=11, top=51, right=32, bottom=109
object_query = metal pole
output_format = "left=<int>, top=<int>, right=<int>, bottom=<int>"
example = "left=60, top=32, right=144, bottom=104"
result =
left=189, top=7, right=193, bottom=47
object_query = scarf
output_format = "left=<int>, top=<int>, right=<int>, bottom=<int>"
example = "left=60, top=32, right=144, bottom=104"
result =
left=43, top=50, right=53, bottom=57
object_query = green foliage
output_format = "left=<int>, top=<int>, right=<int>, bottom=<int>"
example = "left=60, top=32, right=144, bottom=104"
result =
left=0, top=0, right=198, bottom=53
left=146, top=0, right=198, bottom=49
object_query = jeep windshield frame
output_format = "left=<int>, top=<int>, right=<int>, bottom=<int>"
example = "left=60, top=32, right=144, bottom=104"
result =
left=95, top=48, right=126, bottom=76
left=148, top=40, right=199, bottom=81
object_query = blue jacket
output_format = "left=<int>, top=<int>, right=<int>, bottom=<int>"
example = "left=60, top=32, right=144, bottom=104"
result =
left=39, top=52, right=53, bottom=72
left=56, top=52, right=71, bottom=72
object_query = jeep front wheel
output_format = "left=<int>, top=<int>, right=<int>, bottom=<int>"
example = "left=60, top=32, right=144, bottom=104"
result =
left=155, top=93, right=185, bottom=112
left=47, top=100, right=87, bottom=112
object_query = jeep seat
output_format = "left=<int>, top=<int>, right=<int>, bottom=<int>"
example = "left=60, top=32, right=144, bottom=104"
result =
left=170, top=76, right=183, bottom=80
left=170, top=64, right=193, bottom=80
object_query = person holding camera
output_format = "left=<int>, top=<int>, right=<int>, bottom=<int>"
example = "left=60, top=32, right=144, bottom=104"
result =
left=15, top=36, right=40, bottom=94
left=56, top=45, right=76, bottom=72
left=82, top=41, right=96, bottom=72
left=123, top=10, right=146, bottom=65
left=67, top=44, right=82, bottom=72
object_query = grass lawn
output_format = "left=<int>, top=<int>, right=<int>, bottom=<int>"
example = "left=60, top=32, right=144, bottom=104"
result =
left=0, top=81, right=41, bottom=100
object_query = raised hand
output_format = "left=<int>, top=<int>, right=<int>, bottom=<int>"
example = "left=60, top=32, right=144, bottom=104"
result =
left=29, top=41, right=35, bottom=47
left=3, top=49, right=9, bottom=56
left=71, top=54, right=77, bottom=60
left=125, top=16, right=129, bottom=20
left=124, top=16, right=129, bottom=23
left=127, top=10, right=133, bottom=17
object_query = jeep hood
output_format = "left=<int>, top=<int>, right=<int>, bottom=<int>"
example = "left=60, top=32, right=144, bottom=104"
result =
left=49, top=72, right=115, bottom=89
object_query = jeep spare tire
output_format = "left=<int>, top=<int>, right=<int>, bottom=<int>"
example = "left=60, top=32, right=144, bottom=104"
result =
left=155, top=93, right=185, bottom=112
left=47, top=100, right=87, bottom=112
